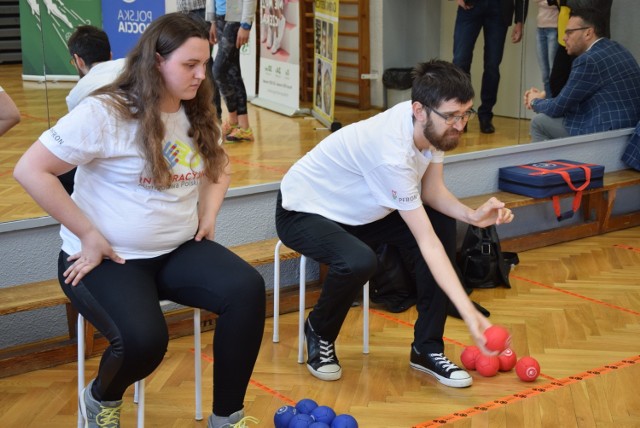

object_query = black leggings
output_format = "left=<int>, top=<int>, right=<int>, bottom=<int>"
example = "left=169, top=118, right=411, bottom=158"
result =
left=59, top=239, right=265, bottom=417
left=212, top=16, right=248, bottom=116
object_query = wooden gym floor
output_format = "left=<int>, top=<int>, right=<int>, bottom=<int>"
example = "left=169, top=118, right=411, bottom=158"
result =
left=1, top=227, right=639, bottom=427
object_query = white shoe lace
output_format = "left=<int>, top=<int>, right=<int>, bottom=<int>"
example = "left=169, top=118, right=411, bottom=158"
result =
left=319, top=340, right=337, bottom=363
left=429, top=353, right=461, bottom=373
left=95, top=403, right=123, bottom=427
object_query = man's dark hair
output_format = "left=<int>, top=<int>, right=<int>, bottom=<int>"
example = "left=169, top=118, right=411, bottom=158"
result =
left=411, top=60, right=474, bottom=109
left=67, top=25, right=111, bottom=67
left=570, top=8, right=607, bottom=38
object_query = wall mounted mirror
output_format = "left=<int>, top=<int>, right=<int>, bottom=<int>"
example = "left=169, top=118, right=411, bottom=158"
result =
left=1, top=0, right=638, bottom=226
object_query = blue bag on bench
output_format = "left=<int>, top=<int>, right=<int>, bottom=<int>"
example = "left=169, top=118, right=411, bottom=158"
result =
left=498, top=160, right=605, bottom=221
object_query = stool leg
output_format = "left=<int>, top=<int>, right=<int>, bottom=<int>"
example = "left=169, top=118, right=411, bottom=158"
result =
left=363, top=281, right=369, bottom=354
left=136, top=379, right=145, bottom=427
left=194, top=308, right=203, bottom=420
left=297, top=255, right=307, bottom=364
left=77, top=315, right=85, bottom=428
left=273, top=240, right=282, bottom=343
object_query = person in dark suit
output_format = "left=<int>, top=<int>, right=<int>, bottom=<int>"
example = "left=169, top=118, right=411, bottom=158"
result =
left=452, top=0, right=529, bottom=134
left=547, top=0, right=612, bottom=98
left=524, top=8, right=640, bottom=142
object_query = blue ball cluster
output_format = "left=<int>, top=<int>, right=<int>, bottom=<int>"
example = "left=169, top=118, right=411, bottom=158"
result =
left=274, top=399, right=358, bottom=428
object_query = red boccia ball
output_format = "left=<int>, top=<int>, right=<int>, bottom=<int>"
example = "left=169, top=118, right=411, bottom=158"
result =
left=475, top=354, right=500, bottom=377
left=484, top=325, right=511, bottom=353
left=498, top=348, right=517, bottom=372
left=515, top=356, right=540, bottom=382
left=460, top=346, right=481, bottom=370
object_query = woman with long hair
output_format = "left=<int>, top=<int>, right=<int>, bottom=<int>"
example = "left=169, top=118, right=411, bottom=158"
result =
left=14, top=13, right=264, bottom=428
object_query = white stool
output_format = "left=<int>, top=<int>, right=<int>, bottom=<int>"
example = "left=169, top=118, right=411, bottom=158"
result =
left=77, top=302, right=202, bottom=427
left=272, top=240, right=369, bottom=364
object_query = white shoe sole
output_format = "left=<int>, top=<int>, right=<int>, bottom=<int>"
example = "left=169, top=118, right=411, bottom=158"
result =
left=410, top=362, right=473, bottom=388
left=307, top=364, right=342, bottom=381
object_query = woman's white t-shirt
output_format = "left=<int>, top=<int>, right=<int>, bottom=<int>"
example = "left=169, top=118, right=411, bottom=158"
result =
left=39, top=96, right=205, bottom=259
left=281, top=101, right=444, bottom=225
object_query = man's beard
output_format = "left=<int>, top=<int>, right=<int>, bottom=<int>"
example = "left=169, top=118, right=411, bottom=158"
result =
left=423, top=119, right=461, bottom=152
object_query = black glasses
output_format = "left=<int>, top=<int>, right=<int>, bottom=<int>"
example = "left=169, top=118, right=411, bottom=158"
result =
left=429, top=107, right=476, bottom=125
left=564, top=26, right=591, bottom=36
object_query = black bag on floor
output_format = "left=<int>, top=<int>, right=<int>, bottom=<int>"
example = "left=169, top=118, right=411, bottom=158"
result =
left=369, top=243, right=490, bottom=318
left=457, top=225, right=519, bottom=289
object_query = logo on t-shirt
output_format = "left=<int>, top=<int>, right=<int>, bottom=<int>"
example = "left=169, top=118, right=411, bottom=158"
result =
left=163, top=139, right=202, bottom=169
left=392, top=189, right=418, bottom=204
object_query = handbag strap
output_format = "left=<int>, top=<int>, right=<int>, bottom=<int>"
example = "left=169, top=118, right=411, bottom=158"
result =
left=521, top=162, right=593, bottom=221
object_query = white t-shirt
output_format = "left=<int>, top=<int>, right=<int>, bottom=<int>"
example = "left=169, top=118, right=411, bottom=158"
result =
left=66, top=59, right=126, bottom=111
left=281, top=101, right=444, bottom=225
left=40, top=96, right=205, bottom=259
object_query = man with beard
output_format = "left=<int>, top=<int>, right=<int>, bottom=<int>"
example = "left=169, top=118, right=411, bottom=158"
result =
left=275, top=60, right=514, bottom=387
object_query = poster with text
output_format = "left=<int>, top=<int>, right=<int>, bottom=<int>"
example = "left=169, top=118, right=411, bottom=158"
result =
left=312, top=0, right=339, bottom=126
left=102, top=0, right=165, bottom=60
left=251, top=0, right=301, bottom=116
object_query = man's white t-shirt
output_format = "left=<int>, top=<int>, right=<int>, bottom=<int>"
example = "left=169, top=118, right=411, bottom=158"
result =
left=281, top=101, right=444, bottom=225
left=40, top=96, right=204, bottom=259
left=66, top=58, right=126, bottom=111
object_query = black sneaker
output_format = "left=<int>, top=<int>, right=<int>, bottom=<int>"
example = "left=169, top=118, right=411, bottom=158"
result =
left=410, top=346, right=472, bottom=388
left=304, top=319, right=342, bottom=381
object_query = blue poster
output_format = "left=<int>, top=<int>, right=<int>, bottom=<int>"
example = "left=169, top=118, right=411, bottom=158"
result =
left=102, top=0, right=165, bottom=59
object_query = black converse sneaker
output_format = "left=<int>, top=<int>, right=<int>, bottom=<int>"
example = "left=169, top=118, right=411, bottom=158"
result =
left=304, top=319, right=342, bottom=381
left=410, top=346, right=472, bottom=388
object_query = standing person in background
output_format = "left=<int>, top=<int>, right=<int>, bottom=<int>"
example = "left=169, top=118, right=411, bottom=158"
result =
left=535, top=0, right=559, bottom=96
left=0, top=85, right=20, bottom=137
left=547, top=0, right=612, bottom=97
left=211, top=0, right=257, bottom=142
left=14, top=13, right=264, bottom=428
left=178, top=0, right=223, bottom=120
left=452, top=0, right=529, bottom=134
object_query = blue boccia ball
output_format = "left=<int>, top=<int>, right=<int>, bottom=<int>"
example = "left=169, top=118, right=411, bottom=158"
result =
left=274, top=405, right=297, bottom=428
left=288, top=413, right=315, bottom=428
left=295, top=398, right=319, bottom=415
left=311, top=405, right=336, bottom=425
left=309, top=423, right=331, bottom=428
left=331, top=414, right=358, bottom=428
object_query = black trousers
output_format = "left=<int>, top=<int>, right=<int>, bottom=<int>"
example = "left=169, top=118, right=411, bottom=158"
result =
left=275, top=191, right=458, bottom=354
left=59, top=239, right=265, bottom=416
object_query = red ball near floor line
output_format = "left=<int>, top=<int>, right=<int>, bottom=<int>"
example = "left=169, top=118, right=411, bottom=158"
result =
left=460, top=346, right=481, bottom=370
left=516, top=356, right=541, bottom=382
left=475, top=354, right=500, bottom=377
left=484, top=325, right=511, bottom=353
left=498, top=348, right=517, bottom=371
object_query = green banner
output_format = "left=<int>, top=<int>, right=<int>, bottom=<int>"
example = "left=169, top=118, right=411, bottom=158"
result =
left=19, top=0, right=102, bottom=80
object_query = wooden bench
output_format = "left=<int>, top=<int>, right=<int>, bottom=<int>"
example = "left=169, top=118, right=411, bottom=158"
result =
left=459, top=169, right=640, bottom=253
left=0, top=237, right=312, bottom=378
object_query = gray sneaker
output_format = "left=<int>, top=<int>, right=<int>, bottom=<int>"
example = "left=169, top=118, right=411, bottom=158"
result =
left=79, top=380, right=123, bottom=428
left=207, top=409, right=259, bottom=428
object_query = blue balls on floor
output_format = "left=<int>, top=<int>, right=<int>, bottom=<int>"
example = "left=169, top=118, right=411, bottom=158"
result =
left=274, top=405, right=297, bottom=428
left=311, top=405, right=336, bottom=425
left=275, top=398, right=358, bottom=428
left=331, top=414, right=358, bottom=428
left=288, top=413, right=315, bottom=427
left=295, top=398, right=319, bottom=415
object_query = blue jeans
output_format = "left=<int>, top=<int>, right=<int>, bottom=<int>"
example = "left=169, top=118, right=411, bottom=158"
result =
left=275, top=191, right=457, bottom=354
left=452, top=0, right=509, bottom=121
left=536, top=27, right=558, bottom=96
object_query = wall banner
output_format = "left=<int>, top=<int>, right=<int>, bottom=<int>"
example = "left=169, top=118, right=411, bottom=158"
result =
left=20, top=0, right=102, bottom=81
left=102, top=0, right=165, bottom=60
left=251, top=0, right=302, bottom=116
left=311, top=0, right=339, bottom=127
